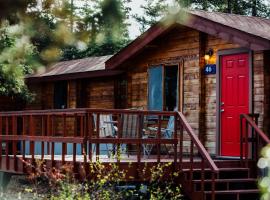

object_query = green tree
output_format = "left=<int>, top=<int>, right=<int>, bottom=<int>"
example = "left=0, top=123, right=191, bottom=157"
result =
left=0, top=0, right=78, bottom=101
left=133, top=0, right=169, bottom=33
left=62, top=0, right=131, bottom=59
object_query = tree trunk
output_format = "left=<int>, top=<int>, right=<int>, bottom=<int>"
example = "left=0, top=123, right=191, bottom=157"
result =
left=227, top=0, right=232, bottom=13
left=252, top=0, right=257, bottom=16
left=202, top=0, right=207, bottom=10
left=70, top=0, right=74, bottom=32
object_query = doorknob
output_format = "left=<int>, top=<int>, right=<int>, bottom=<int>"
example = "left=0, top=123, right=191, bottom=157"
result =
left=220, top=109, right=224, bottom=112
left=221, top=102, right=224, bottom=106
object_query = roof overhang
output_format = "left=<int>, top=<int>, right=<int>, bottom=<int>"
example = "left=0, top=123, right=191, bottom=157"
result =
left=26, top=69, right=124, bottom=83
left=106, top=11, right=270, bottom=69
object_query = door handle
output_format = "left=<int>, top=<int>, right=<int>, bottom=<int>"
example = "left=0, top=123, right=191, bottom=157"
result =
left=220, top=109, right=224, bottom=112
left=221, top=102, right=224, bottom=106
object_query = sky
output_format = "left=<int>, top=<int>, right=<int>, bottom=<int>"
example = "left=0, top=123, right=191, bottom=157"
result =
left=127, top=0, right=146, bottom=39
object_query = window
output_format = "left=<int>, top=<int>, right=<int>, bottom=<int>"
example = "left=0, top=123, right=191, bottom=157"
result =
left=76, top=79, right=88, bottom=108
left=148, top=65, right=181, bottom=111
left=148, top=66, right=163, bottom=111
left=54, top=81, right=67, bottom=109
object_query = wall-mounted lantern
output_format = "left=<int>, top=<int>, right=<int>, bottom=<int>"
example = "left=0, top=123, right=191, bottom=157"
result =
left=204, top=48, right=214, bottom=63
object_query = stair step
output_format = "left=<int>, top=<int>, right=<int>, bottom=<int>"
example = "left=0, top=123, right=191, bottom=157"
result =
left=193, top=178, right=257, bottom=191
left=204, top=189, right=260, bottom=200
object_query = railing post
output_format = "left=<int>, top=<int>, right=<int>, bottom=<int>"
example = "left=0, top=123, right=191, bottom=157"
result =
left=211, top=172, right=216, bottom=200
left=62, top=113, right=66, bottom=165
left=157, top=115, right=161, bottom=163
left=201, top=157, right=205, bottom=193
left=12, top=115, right=18, bottom=171
left=5, top=116, right=10, bottom=170
left=88, top=112, right=93, bottom=162
left=240, top=115, right=243, bottom=166
left=189, top=140, right=194, bottom=185
left=174, top=113, right=177, bottom=165
left=245, top=119, right=249, bottom=168
left=179, top=121, right=183, bottom=168
left=96, top=113, right=100, bottom=161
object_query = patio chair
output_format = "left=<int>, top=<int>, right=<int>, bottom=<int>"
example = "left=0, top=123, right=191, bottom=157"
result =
left=142, top=115, right=175, bottom=157
left=93, top=114, right=118, bottom=157
left=120, top=113, right=144, bottom=156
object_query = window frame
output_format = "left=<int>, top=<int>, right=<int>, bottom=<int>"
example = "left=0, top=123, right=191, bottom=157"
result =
left=147, top=61, right=183, bottom=112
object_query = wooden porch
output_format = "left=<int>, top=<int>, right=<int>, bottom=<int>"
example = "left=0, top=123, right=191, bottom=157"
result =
left=0, top=109, right=267, bottom=200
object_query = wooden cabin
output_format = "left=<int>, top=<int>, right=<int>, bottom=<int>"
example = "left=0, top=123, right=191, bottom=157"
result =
left=1, top=10, right=270, bottom=200
left=21, top=10, right=270, bottom=157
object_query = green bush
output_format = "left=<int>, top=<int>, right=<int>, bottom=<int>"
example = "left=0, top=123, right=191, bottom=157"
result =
left=24, top=159, right=183, bottom=200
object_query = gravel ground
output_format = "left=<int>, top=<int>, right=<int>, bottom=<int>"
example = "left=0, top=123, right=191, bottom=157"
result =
left=1, top=175, right=49, bottom=200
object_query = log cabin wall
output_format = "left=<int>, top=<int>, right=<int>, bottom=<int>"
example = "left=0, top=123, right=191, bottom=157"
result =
left=119, top=25, right=268, bottom=155
left=262, top=51, right=270, bottom=136
left=121, top=25, right=202, bottom=147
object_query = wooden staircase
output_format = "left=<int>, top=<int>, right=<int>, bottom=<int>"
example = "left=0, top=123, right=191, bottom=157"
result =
left=181, top=164, right=259, bottom=200
left=179, top=113, right=269, bottom=200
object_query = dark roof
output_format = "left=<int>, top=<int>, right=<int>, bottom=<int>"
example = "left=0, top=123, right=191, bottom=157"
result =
left=190, top=10, right=270, bottom=41
left=27, top=55, right=123, bottom=82
left=29, top=55, right=112, bottom=77
left=106, top=10, right=270, bottom=69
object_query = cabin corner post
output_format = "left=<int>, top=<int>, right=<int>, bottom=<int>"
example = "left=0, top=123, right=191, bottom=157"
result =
left=199, top=32, right=207, bottom=148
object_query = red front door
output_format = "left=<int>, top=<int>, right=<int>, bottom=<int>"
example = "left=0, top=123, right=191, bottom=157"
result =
left=220, top=53, right=249, bottom=157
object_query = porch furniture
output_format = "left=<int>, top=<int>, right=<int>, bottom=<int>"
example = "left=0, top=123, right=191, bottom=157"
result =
left=93, top=114, right=117, bottom=157
left=120, top=113, right=143, bottom=156
left=142, top=115, right=175, bottom=157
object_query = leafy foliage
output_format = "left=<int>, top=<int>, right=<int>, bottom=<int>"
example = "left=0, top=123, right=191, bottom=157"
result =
left=0, top=0, right=131, bottom=101
left=19, top=158, right=183, bottom=200
left=258, top=145, right=270, bottom=200
left=0, top=22, right=37, bottom=102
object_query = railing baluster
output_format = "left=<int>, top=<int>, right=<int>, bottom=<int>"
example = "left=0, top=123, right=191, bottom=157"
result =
left=73, top=114, right=77, bottom=170
left=83, top=113, right=87, bottom=167
left=41, top=115, right=45, bottom=160
left=211, top=172, right=216, bottom=200
left=189, top=140, right=194, bottom=184
left=201, top=157, right=205, bottom=193
left=51, top=115, right=55, bottom=168
left=62, top=114, right=66, bottom=165
left=88, top=113, right=93, bottom=162
left=6, top=116, right=9, bottom=170
left=240, top=115, right=243, bottom=166
left=80, top=115, right=83, bottom=155
left=22, top=116, right=26, bottom=173
left=96, top=113, right=100, bottom=161
left=12, top=116, right=17, bottom=171
left=116, top=114, right=122, bottom=162
left=173, top=113, right=177, bottom=164
left=179, top=122, right=183, bottom=168
left=29, top=115, right=35, bottom=165
left=137, top=114, right=142, bottom=164
left=245, top=119, right=249, bottom=168
left=157, top=115, right=161, bottom=163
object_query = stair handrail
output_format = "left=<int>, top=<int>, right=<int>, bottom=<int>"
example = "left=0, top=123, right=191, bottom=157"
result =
left=240, top=114, right=270, bottom=166
left=240, top=114, right=270, bottom=144
left=177, top=112, right=219, bottom=172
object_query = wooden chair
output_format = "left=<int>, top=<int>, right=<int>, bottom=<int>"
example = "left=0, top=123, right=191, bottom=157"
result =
left=120, top=112, right=144, bottom=156
left=93, top=114, right=117, bottom=157
left=143, top=115, right=175, bottom=157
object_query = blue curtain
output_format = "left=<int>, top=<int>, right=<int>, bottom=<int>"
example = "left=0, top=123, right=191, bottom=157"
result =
left=148, top=66, right=163, bottom=111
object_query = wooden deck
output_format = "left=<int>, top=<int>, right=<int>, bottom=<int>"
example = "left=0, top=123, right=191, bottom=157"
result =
left=0, top=108, right=264, bottom=200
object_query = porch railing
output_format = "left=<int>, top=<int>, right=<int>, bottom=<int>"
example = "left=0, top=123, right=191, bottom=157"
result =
left=0, top=108, right=218, bottom=199
left=240, top=113, right=270, bottom=168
